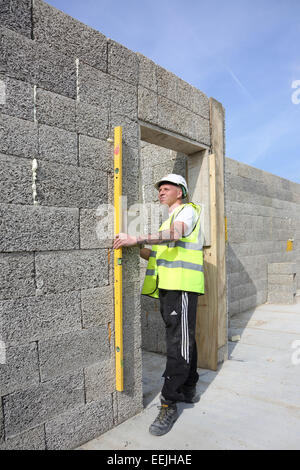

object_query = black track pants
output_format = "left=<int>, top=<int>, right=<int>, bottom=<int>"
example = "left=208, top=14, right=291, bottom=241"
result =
left=159, top=289, right=199, bottom=403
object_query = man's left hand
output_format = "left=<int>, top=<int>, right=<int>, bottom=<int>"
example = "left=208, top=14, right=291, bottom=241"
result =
left=113, top=233, right=138, bottom=249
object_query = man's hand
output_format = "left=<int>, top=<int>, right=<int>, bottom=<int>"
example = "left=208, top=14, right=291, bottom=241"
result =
left=113, top=233, right=138, bottom=249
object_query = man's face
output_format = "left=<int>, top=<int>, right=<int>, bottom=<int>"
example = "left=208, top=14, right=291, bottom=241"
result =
left=158, top=183, right=182, bottom=206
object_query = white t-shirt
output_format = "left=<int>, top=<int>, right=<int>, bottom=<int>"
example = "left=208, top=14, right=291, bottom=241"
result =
left=169, top=205, right=198, bottom=237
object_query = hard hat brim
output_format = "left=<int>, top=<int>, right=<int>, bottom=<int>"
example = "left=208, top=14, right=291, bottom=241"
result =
left=154, top=179, right=176, bottom=190
left=154, top=180, right=188, bottom=195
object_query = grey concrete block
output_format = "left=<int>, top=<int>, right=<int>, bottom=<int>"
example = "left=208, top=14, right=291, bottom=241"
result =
left=109, top=117, right=140, bottom=207
left=36, top=44, right=77, bottom=99
left=0, top=204, right=79, bottom=252
left=3, top=371, right=84, bottom=437
left=0, top=291, right=82, bottom=346
left=81, top=286, right=114, bottom=328
left=0, top=26, right=76, bottom=98
left=193, top=113, right=210, bottom=146
left=109, top=115, right=139, bottom=148
left=152, top=161, right=185, bottom=185
left=84, top=358, right=115, bottom=402
left=110, top=77, right=138, bottom=122
left=141, top=307, right=165, bottom=354
left=0, top=75, right=34, bottom=120
left=157, top=96, right=179, bottom=134
left=122, top=248, right=141, bottom=283
left=268, top=283, right=297, bottom=294
left=124, top=344, right=143, bottom=388
left=80, top=208, right=113, bottom=249
left=76, top=101, right=108, bottom=139
left=123, top=281, right=142, bottom=352
left=33, top=0, right=107, bottom=72
left=267, top=292, right=296, bottom=304
left=39, top=326, right=110, bottom=381
left=177, top=79, right=209, bottom=118
left=36, top=88, right=76, bottom=132
left=140, top=140, right=174, bottom=168
left=79, top=135, right=112, bottom=172
left=123, top=158, right=140, bottom=208
left=157, top=66, right=177, bottom=102
left=239, top=294, right=258, bottom=313
left=226, top=174, right=252, bottom=194
left=78, top=63, right=110, bottom=109
left=229, top=284, right=245, bottom=303
left=142, top=183, right=159, bottom=203
left=108, top=40, right=138, bottom=86
left=0, top=0, right=32, bottom=38
left=115, top=383, right=143, bottom=426
left=268, top=263, right=296, bottom=274
left=35, top=249, right=109, bottom=295
left=0, top=154, right=32, bottom=204
left=36, top=160, right=107, bottom=209
left=156, top=325, right=167, bottom=354
left=0, top=343, right=40, bottom=396
left=141, top=295, right=160, bottom=315
left=0, top=25, right=37, bottom=80
left=225, top=157, right=240, bottom=175
left=228, top=300, right=241, bottom=317
left=268, top=274, right=296, bottom=285
left=217, top=344, right=228, bottom=364
left=0, top=252, right=35, bottom=300
left=0, top=113, right=38, bottom=158
left=0, top=1, right=11, bottom=13
left=38, top=124, right=78, bottom=165
left=137, top=53, right=157, bottom=92
left=156, top=66, right=209, bottom=118
left=0, top=425, right=45, bottom=450
left=45, top=397, right=114, bottom=450
left=138, top=86, right=158, bottom=124
left=157, top=95, right=210, bottom=145
left=238, top=161, right=265, bottom=183
left=142, top=308, right=167, bottom=353
left=256, top=290, right=268, bottom=305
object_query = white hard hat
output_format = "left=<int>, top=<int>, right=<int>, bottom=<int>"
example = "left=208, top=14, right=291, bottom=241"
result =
left=154, top=174, right=188, bottom=197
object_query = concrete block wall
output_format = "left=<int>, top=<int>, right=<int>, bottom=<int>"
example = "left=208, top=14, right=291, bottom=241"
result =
left=225, top=157, right=300, bottom=318
left=267, top=262, right=297, bottom=304
left=0, top=0, right=140, bottom=450
left=0, top=0, right=211, bottom=449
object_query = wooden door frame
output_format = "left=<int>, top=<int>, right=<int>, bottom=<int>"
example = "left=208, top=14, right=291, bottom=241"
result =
left=195, top=98, right=227, bottom=370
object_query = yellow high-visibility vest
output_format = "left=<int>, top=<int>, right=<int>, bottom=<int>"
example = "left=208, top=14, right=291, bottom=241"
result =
left=141, top=203, right=204, bottom=298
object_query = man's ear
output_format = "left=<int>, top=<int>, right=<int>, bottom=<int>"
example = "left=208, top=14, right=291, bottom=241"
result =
left=177, top=188, right=183, bottom=199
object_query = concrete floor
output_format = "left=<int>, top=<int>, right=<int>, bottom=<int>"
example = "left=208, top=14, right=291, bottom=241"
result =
left=79, top=299, right=300, bottom=450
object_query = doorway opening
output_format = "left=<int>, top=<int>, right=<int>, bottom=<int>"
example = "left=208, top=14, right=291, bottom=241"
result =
left=138, top=123, right=210, bottom=407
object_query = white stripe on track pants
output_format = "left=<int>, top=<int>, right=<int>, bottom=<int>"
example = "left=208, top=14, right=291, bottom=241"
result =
left=158, top=289, right=200, bottom=403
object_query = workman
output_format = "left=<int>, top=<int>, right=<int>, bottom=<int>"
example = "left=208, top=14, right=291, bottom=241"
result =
left=113, top=173, right=204, bottom=436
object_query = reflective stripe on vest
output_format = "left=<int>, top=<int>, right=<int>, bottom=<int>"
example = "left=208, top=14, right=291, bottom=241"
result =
left=146, top=269, right=156, bottom=276
left=141, top=203, right=204, bottom=297
left=156, top=259, right=204, bottom=272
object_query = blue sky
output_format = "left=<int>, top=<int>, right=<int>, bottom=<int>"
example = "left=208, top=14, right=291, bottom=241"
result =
left=47, top=0, right=300, bottom=184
